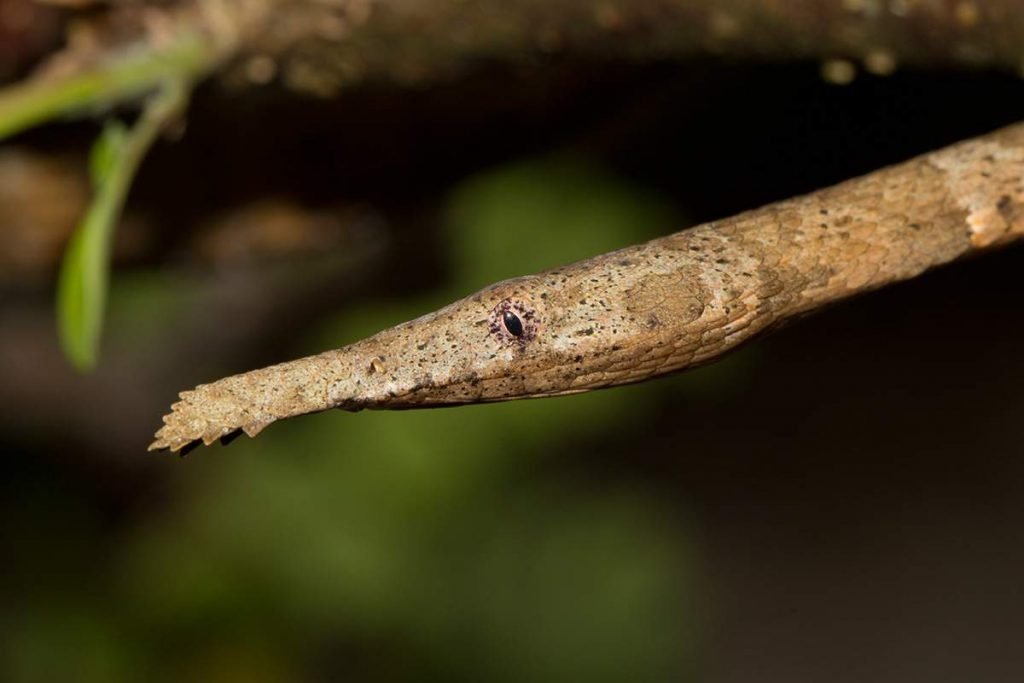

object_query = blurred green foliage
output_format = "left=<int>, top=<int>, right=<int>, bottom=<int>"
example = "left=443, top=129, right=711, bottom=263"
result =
left=6, top=157, right=725, bottom=681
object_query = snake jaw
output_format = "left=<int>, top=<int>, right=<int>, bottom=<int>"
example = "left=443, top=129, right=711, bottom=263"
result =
left=146, top=288, right=545, bottom=453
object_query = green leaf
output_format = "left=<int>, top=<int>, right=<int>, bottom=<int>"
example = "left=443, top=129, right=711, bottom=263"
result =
left=88, top=120, right=127, bottom=185
left=56, top=78, right=187, bottom=371
left=57, top=121, right=129, bottom=372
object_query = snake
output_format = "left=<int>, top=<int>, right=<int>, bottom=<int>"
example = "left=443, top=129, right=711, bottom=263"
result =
left=150, top=122, right=1024, bottom=453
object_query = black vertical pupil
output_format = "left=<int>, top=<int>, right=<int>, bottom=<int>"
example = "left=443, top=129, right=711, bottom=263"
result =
left=503, top=311, right=524, bottom=337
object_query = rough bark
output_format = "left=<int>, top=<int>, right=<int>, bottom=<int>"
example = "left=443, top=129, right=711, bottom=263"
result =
left=11, top=0, right=1024, bottom=105
left=226, top=0, right=1024, bottom=94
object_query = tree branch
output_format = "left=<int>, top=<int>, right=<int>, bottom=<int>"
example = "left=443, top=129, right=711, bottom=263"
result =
left=244, top=0, right=1024, bottom=95
left=5, top=0, right=1024, bottom=130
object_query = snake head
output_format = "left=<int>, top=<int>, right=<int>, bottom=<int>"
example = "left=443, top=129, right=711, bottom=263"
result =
left=151, top=244, right=702, bottom=453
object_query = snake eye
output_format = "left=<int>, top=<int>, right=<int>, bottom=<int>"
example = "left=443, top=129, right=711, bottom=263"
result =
left=502, top=310, right=524, bottom=337
left=490, top=298, right=537, bottom=343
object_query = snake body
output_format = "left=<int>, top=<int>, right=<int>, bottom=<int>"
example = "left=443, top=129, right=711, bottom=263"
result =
left=151, top=123, right=1024, bottom=452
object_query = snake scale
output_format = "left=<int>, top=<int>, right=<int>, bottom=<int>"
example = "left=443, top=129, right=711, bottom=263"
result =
left=151, top=123, right=1024, bottom=453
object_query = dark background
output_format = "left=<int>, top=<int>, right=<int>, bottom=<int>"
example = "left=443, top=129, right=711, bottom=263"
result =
left=2, top=54, right=1023, bottom=681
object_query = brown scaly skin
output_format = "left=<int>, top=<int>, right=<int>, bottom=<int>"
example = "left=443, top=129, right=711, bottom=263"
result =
left=151, top=122, right=1024, bottom=452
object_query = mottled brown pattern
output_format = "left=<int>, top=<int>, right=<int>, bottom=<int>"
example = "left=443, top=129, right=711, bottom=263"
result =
left=151, top=123, right=1024, bottom=452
